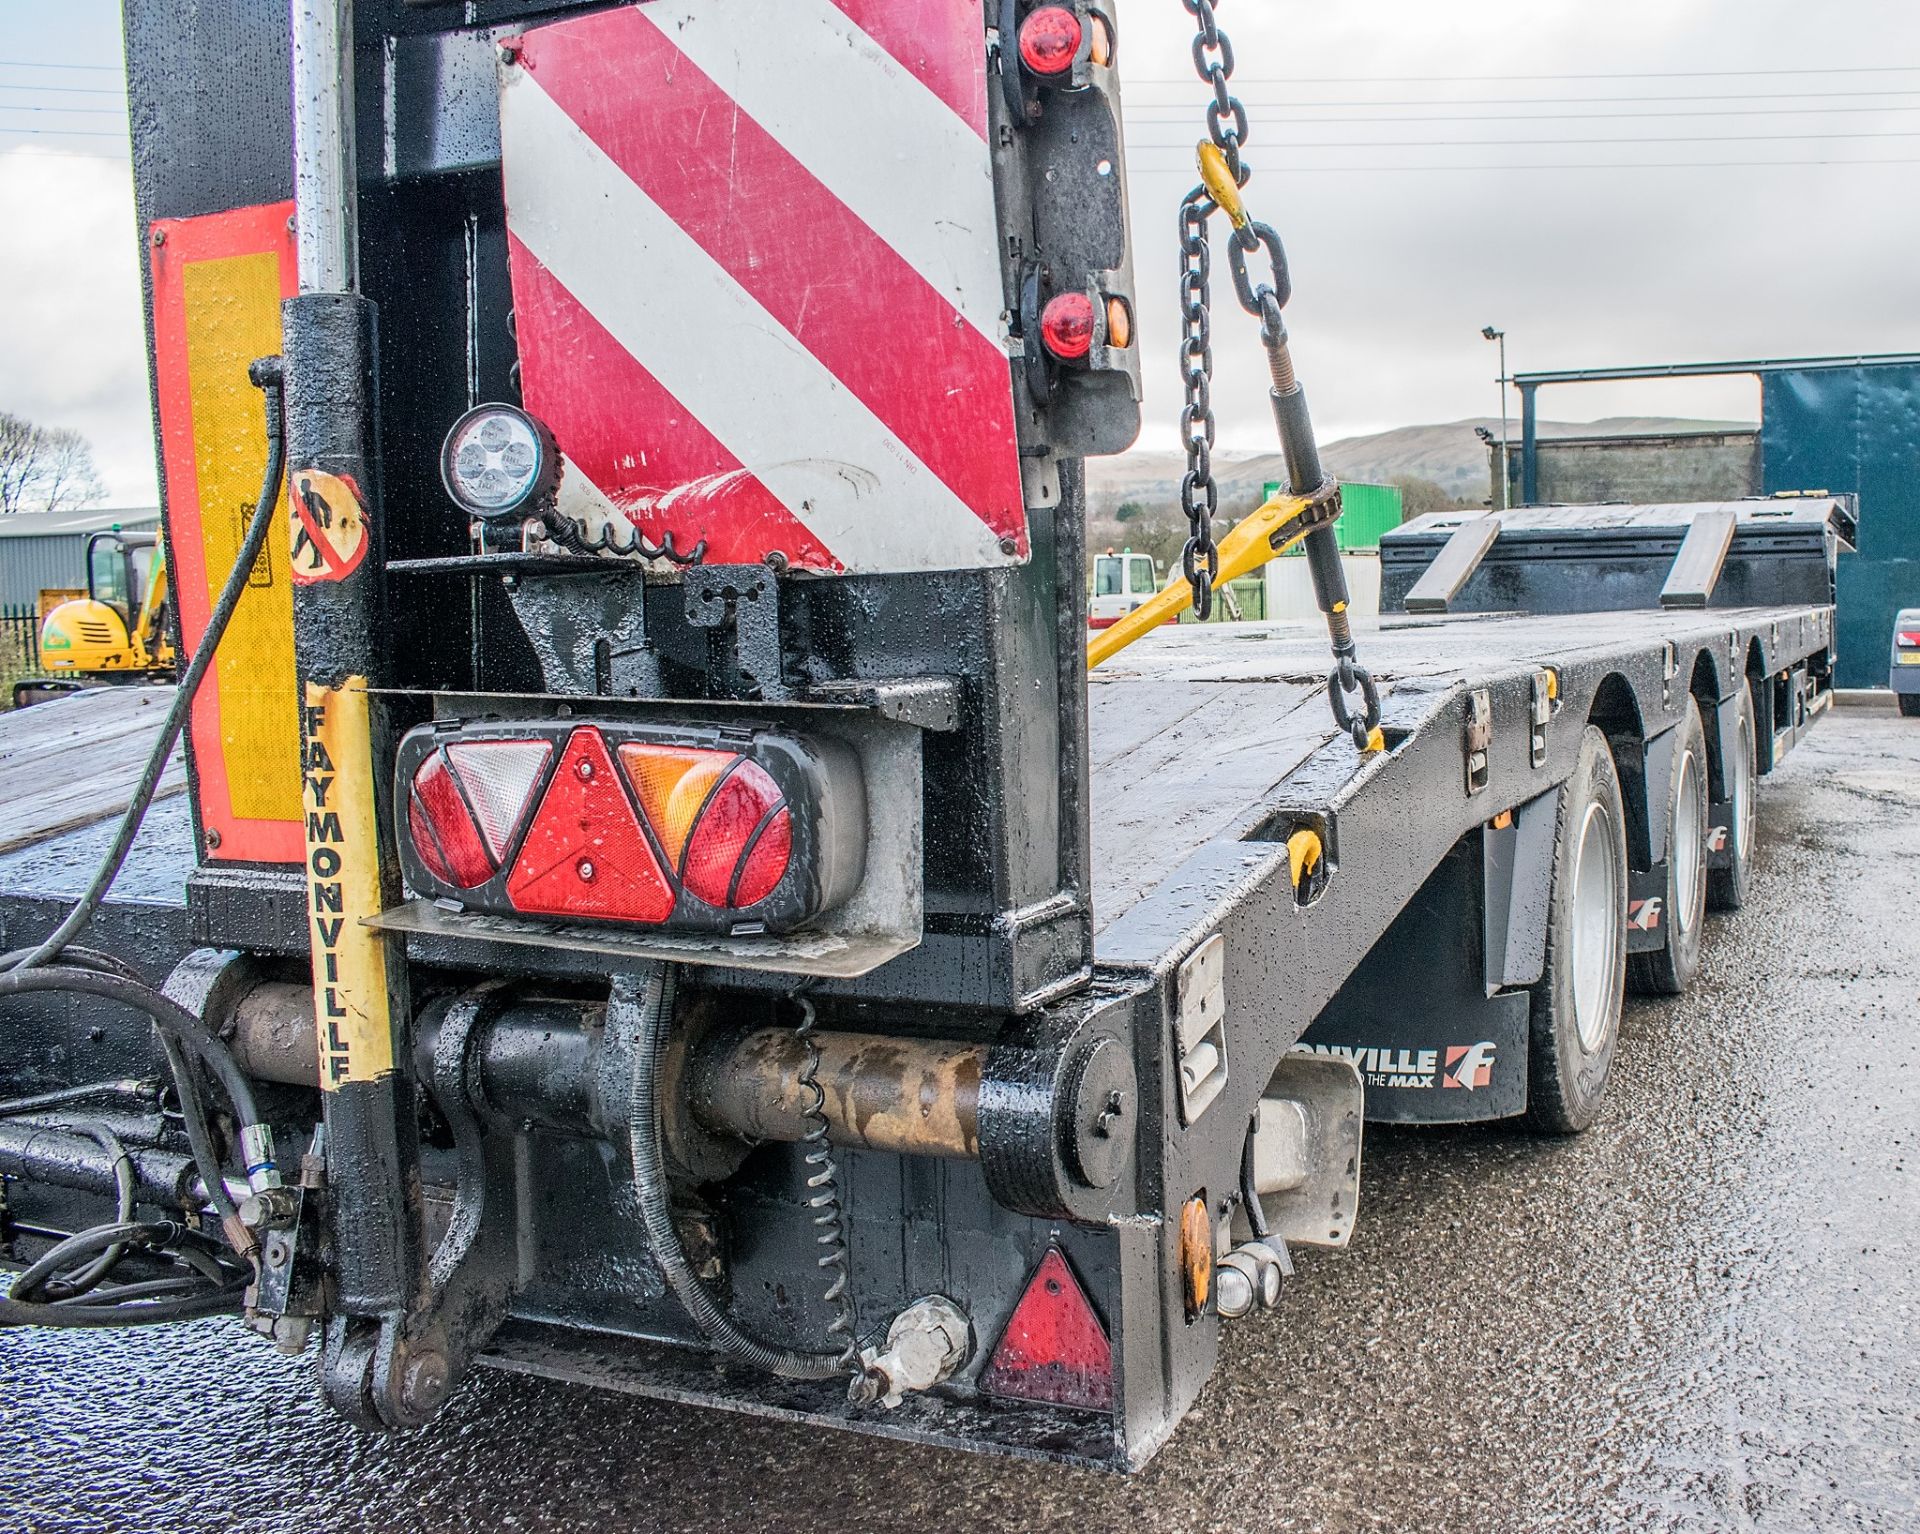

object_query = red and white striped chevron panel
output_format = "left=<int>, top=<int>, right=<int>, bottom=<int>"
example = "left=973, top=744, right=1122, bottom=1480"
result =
left=500, top=0, right=1028, bottom=576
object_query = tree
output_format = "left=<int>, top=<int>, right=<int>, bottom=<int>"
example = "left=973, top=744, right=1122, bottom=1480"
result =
left=1114, top=500, right=1146, bottom=523
left=1389, top=475, right=1468, bottom=520
left=0, top=413, right=107, bottom=516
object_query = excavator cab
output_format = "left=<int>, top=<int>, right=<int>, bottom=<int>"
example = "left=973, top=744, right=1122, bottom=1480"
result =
left=16, top=531, right=175, bottom=706
left=86, top=530, right=158, bottom=623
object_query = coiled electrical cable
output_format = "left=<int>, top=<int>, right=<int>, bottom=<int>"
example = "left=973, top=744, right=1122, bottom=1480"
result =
left=625, top=967, right=854, bottom=1382
left=793, top=997, right=859, bottom=1372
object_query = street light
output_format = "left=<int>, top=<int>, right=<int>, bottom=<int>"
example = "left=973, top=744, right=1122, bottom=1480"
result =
left=1481, top=326, right=1510, bottom=511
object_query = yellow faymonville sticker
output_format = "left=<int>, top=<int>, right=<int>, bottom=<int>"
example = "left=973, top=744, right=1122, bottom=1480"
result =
left=303, top=677, right=395, bottom=1088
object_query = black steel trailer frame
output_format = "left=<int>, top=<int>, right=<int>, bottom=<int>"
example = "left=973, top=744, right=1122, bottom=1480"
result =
left=0, top=509, right=1846, bottom=1466
left=0, top=0, right=1856, bottom=1478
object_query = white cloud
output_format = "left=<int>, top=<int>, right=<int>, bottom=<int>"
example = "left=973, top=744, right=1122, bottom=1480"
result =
left=2, top=0, right=1916, bottom=499
left=0, top=146, right=156, bottom=506
left=1113, top=0, right=1920, bottom=449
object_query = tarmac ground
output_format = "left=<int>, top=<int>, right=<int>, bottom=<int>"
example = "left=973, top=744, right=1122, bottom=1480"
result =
left=3, top=702, right=1916, bottom=1533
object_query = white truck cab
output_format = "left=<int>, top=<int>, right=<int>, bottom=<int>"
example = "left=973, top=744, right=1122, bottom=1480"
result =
left=1090, top=548, right=1160, bottom=629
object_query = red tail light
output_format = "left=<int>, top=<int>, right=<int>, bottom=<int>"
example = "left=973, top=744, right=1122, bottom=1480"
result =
left=1898, top=631, right=1920, bottom=648
left=1040, top=292, right=1095, bottom=361
left=680, top=760, right=788, bottom=906
left=395, top=719, right=863, bottom=935
left=981, top=1246, right=1113, bottom=1412
left=1018, top=6, right=1082, bottom=76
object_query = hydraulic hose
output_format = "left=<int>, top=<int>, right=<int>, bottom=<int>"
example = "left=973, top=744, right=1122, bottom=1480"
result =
left=5, top=358, right=284, bottom=975
left=0, top=967, right=266, bottom=1216
left=0, top=365, right=286, bottom=1329
left=0, top=1078, right=158, bottom=1119
left=31, top=1123, right=136, bottom=1299
left=0, top=1280, right=247, bottom=1329
left=625, top=967, right=847, bottom=1381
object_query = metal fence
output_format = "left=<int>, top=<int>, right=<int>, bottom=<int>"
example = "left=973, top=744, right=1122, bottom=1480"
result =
left=1, top=603, right=40, bottom=707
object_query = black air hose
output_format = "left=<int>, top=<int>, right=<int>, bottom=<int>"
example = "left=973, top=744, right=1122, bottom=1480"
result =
left=0, top=363, right=287, bottom=1329
left=5, top=357, right=285, bottom=975
left=625, top=967, right=847, bottom=1381
left=0, top=967, right=263, bottom=1216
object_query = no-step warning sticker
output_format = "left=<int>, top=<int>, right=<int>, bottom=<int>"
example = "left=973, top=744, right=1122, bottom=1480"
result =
left=288, top=469, right=370, bottom=585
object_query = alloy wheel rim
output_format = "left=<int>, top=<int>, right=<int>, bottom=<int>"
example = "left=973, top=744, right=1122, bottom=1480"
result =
left=1571, top=799, right=1621, bottom=1054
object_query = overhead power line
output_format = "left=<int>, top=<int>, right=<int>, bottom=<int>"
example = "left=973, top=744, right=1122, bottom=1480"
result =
left=1126, top=129, right=1920, bottom=149
left=0, top=81, right=127, bottom=97
left=0, top=126, right=128, bottom=139
left=1126, top=105, right=1920, bottom=125
left=0, top=104, right=127, bottom=117
left=1125, top=65, right=1920, bottom=84
left=0, top=59, right=121, bottom=73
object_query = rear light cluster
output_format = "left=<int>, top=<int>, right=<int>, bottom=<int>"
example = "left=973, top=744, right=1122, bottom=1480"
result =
left=1039, top=290, right=1132, bottom=364
left=396, top=720, right=863, bottom=935
left=1017, top=7, right=1082, bottom=76
left=1897, top=630, right=1920, bottom=648
left=1016, top=4, right=1113, bottom=80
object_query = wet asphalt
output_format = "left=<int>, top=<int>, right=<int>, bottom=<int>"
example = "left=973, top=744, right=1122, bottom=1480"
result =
left=3, top=703, right=1916, bottom=1534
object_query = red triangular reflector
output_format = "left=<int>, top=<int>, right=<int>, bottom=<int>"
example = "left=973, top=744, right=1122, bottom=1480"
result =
left=446, top=739, right=553, bottom=860
left=981, top=1246, right=1113, bottom=1412
left=505, top=728, right=675, bottom=922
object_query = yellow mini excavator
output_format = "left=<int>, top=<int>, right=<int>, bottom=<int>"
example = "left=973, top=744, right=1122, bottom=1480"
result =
left=13, top=529, right=176, bottom=707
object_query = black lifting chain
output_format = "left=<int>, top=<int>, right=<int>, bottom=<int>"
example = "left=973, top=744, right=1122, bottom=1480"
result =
left=1173, top=0, right=1382, bottom=749
left=1174, top=0, right=1244, bottom=621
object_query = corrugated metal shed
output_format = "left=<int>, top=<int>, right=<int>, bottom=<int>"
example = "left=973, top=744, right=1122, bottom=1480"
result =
left=1761, top=365, right=1920, bottom=687
left=0, top=507, right=161, bottom=609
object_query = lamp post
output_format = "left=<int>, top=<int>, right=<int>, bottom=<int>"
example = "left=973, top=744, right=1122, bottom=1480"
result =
left=1481, top=326, right=1509, bottom=511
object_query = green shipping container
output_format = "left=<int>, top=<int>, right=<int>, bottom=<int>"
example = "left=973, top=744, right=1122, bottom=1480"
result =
left=1262, top=480, right=1404, bottom=553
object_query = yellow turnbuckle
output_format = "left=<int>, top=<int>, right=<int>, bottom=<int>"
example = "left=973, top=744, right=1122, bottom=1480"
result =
left=1196, top=142, right=1250, bottom=231
left=1087, top=490, right=1323, bottom=670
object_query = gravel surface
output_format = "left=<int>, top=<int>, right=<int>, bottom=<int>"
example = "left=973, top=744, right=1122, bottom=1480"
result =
left=4, top=705, right=1915, bottom=1534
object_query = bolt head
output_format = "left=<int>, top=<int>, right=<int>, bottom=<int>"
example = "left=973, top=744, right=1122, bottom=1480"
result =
left=577, top=858, right=596, bottom=882
left=401, top=1351, right=451, bottom=1418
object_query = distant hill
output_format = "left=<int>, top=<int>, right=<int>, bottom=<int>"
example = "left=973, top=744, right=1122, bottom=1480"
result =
left=1085, top=416, right=1754, bottom=514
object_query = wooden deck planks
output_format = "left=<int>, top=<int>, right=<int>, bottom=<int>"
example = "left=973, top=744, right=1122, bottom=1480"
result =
left=0, top=686, right=184, bottom=854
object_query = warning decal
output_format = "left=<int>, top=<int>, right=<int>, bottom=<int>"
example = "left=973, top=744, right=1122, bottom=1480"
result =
left=289, top=470, right=370, bottom=585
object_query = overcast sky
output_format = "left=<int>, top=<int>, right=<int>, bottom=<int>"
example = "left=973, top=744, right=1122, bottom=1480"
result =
left=2, top=0, right=1918, bottom=504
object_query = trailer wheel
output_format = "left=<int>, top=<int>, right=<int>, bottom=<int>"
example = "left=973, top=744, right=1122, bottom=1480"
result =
left=1629, top=699, right=1709, bottom=997
left=1707, top=681, right=1758, bottom=912
left=1900, top=694, right=1920, bottom=719
left=1525, top=725, right=1628, bottom=1135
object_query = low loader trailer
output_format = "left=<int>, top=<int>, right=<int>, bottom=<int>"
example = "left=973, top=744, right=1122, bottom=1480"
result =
left=0, top=0, right=1852, bottom=1471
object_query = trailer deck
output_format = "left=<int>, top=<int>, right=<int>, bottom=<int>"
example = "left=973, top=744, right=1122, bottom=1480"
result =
left=0, top=596, right=1834, bottom=939
left=1090, top=604, right=1826, bottom=938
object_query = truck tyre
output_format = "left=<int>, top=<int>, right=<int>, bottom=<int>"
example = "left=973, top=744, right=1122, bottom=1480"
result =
left=1900, top=694, right=1920, bottom=719
left=1525, top=725, right=1629, bottom=1135
left=1707, top=681, right=1758, bottom=912
left=1628, top=699, right=1709, bottom=997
